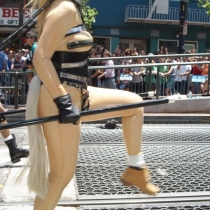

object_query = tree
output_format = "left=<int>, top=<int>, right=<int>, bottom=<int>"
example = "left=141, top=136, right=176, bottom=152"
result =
left=81, top=0, right=98, bottom=30
left=198, top=0, right=210, bottom=15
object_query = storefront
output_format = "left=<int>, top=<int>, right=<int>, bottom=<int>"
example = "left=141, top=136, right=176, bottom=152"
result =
left=158, top=39, right=198, bottom=54
left=0, top=7, right=36, bottom=50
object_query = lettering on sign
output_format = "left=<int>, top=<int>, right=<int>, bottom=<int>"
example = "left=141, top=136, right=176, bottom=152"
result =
left=0, top=8, right=37, bottom=26
left=120, top=74, right=132, bottom=81
left=191, top=75, right=206, bottom=83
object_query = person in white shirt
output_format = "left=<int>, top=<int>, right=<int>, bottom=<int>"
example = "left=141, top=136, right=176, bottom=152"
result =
left=175, top=57, right=191, bottom=94
left=98, top=50, right=116, bottom=89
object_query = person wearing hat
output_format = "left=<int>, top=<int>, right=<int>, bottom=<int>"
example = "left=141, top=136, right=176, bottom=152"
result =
left=20, top=49, right=27, bottom=63
left=97, top=50, right=117, bottom=89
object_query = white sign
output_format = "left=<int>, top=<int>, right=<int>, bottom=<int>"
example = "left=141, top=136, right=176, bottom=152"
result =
left=120, top=74, right=132, bottom=81
left=183, top=22, right=188, bottom=35
left=191, top=75, right=206, bottom=83
left=0, top=8, right=37, bottom=26
left=156, top=0, right=169, bottom=14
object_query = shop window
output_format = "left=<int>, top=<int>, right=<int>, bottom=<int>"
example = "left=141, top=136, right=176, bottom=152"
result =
left=158, top=40, right=178, bottom=54
left=184, top=42, right=197, bottom=53
left=93, top=37, right=111, bottom=51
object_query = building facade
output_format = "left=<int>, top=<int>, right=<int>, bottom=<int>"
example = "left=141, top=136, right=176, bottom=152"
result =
left=0, top=0, right=210, bottom=53
left=88, top=0, right=210, bottom=54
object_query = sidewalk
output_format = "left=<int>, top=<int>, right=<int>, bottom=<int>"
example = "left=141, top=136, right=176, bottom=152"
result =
left=0, top=127, right=77, bottom=210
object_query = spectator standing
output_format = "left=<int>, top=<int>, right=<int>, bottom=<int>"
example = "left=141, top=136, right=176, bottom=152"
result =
left=158, top=58, right=168, bottom=96
left=0, top=48, right=9, bottom=94
left=7, top=50, right=14, bottom=70
left=118, top=48, right=132, bottom=85
left=114, top=46, right=121, bottom=57
left=23, top=31, right=37, bottom=91
left=143, top=58, right=157, bottom=93
left=201, top=57, right=209, bottom=76
left=89, top=52, right=99, bottom=87
left=192, top=56, right=204, bottom=94
left=11, top=53, right=24, bottom=93
left=140, top=50, right=146, bottom=56
left=119, top=67, right=132, bottom=90
left=20, top=49, right=27, bottom=63
left=0, top=49, right=7, bottom=71
left=6, top=50, right=14, bottom=86
left=132, top=47, right=138, bottom=56
left=130, top=58, right=144, bottom=93
left=163, top=61, right=176, bottom=95
left=98, top=50, right=116, bottom=89
left=122, top=48, right=132, bottom=65
left=112, top=53, right=121, bottom=88
left=175, top=57, right=191, bottom=94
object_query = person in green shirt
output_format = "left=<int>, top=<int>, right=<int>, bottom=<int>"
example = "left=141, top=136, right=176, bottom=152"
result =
left=143, top=59, right=157, bottom=93
left=158, top=58, right=168, bottom=96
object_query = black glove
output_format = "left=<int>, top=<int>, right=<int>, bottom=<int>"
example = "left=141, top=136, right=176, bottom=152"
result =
left=53, top=94, right=80, bottom=124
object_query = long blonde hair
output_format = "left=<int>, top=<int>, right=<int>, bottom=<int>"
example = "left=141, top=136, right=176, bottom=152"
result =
left=25, top=0, right=51, bottom=36
left=16, top=75, right=49, bottom=199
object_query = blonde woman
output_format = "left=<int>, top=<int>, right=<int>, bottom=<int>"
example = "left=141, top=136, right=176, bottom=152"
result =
left=21, top=0, right=159, bottom=209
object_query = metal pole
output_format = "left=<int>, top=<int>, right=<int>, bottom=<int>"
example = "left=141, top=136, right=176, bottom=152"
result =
left=14, top=72, right=19, bottom=109
left=177, top=0, right=188, bottom=54
left=0, top=98, right=174, bottom=130
left=0, top=91, right=155, bottom=116
left=18, top=1, right=24, bottom=49
left=156, top=66, right=160, bottom=99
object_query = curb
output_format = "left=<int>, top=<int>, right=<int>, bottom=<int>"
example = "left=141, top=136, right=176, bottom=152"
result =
left=5, top=113, right=210, bottom=124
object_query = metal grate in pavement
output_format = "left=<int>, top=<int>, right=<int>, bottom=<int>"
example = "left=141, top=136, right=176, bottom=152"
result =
left=81, top=123, right=210, bottom=128
left=76, top=145, right=210, bottom=197
left=80, top=204, right=210, bottom=210
left=80, top=128, right=210, bottom=143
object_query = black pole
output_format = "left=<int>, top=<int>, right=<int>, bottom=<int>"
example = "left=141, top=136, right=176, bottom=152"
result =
left=0, top=91, right=155, bottom=116
left=0, top=98, right=174, bottom=130
left=177, top=0, right=188, bottom=54
left=18, top=1, right=24, bottom=49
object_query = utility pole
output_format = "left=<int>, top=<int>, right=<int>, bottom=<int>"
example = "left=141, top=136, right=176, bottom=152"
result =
left=177, top=0, right=188, bottom=54
left=18, top=0, right=24, bottom=49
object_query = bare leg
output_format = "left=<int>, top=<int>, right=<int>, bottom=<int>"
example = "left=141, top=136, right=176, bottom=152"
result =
left=82, top=86, right=143, bottom=154
left=34, top=85, right=82, bottom=210
left=0, top=102, right=29, bottom=163
left=34, top=85, right=159, bottom=209
left=82, top=86, right=159, bottom=195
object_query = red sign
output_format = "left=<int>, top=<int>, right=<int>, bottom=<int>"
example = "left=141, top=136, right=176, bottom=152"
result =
left=0, top=8, right=37, bottom=26
left=183, top=22, right=188, bottom=36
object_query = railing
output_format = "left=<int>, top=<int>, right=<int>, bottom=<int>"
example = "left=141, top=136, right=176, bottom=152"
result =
left=125, top=5, right=210, bottom=25
left=1, top=54, right=210, bottom=109
left=88, top=53, right=210, bottom=99
left=0, top=70, right=34, bottom=109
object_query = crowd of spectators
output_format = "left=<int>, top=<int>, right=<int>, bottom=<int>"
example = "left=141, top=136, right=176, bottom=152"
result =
left=0, top=32, right=37, bottom=103
left=89, top=45, right=210, bottom=96
left=0, top=41, right=209, bottom=105
left=0, top=47, right=30, bottom=100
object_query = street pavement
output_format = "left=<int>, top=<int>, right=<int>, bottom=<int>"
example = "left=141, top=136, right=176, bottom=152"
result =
left=1, top=122, right=210, bottom=209
left=0, top=127, right=77, bottom=210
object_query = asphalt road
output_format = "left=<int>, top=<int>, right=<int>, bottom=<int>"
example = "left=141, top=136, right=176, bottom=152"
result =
left=1, top=123, right=210, bottom=209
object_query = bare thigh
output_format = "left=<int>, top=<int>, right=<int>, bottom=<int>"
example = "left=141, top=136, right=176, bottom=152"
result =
left=81, top=86, right=143, bottom=122
left=38, top=85, right=82, bottom=177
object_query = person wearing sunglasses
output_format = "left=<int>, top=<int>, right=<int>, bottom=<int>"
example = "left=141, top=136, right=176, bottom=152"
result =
left=17, top=0, right=159, bottom=209
left=22, top=31, right=37, bottom=92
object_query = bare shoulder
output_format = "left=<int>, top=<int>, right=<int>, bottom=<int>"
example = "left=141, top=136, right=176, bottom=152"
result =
left=47, top=1, right=77, bottom=19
